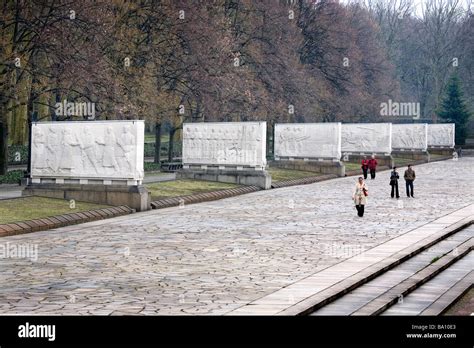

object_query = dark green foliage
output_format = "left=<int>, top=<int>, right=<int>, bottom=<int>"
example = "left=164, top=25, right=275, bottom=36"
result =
left=8, top=145, right=28, bottom=165
left=437, top=75, right=472, bottom=145
left=0, top=170, right=24, bottom=184
left=144, top=162, right=162, bottom=172
left=144, top=141, right=181, bottom=159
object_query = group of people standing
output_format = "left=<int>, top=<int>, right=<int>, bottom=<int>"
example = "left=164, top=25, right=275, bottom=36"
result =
left=352, top=155, right=417, bottom=217
left=360, top=156, right=378, bottom=180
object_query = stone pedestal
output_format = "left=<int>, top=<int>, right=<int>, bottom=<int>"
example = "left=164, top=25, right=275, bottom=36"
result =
left=178, top=166, right=271, bottom=189
left=270, top=159, right=345, bottom=177
left=23, top=183, right=150, bottom=212
left=428, top=147, right=454, bottom=157
left=392, top=150, right=430, bottom=162
left=343, top=153, right=394, bottom=167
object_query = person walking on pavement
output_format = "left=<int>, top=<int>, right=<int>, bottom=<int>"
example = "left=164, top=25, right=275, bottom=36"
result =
left=404, top=164, right=416, bottom=198
left=390, top=166, right=400, bottom=199
left=353, top=177, right=368, bottom=217
left=368, top=155, right=378, bottom=179
left=361, top=156, right=369, bottom=179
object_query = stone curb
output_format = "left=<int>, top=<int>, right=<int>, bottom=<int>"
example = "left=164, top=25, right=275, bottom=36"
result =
left=0, top=205, right=135, bottom=238
left=271, top=174, right=337, bottom=188
left=150, top=186, right=261, bottom=209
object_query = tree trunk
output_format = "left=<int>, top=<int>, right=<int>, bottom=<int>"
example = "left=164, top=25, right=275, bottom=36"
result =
left=168, top=127, right=175, bottom=162
left=26, top=78, right=37, bottom=175
left=154, top=121, right=161, bottom=164
left=0, top=121, right=7, bottom=175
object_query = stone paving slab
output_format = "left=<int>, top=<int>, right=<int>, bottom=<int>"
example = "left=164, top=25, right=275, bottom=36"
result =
left=0, top=158, right=472, bottom=315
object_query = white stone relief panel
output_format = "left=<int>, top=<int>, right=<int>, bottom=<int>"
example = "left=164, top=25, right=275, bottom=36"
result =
left=392, top=124, right=428, bottom=150
left=182, top=122, right=266, bottom=167
left=274, top=123, right=341, bottom=160
left=31, top=120, right=144, bottom=180
left=427, top=123, right=455, bottom=147
left=341, top=123, right=392, bottom=154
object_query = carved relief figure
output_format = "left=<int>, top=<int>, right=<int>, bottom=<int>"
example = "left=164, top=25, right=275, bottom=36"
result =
left=31, top=122, right=143, bottom=180
left=97, top=126, right=120, bottom=172
left=276, top=124, right=339, bottom=158
left=117, top=125, right=136, bottom=172
left=209, top=128, right=217, bottom=160
left=32, top=127, right=47, bottom=171
left=244, top=125, right=259, bottom=163
left=80, top=126, right=100, bottom=173
left=183, top=123, right=264, bottom=166
left=184, top=126, right=192, bottom=159
left=429, top=126, right=453, bottom=146
left=341, top=128, right=360, bottom=149
left=46, top=127, right=61, bottom=172
left=394, top=126, right=425, bottom=149
left=278, top=126, right=313, bottom=157
left=342, top=125, right=390, bottom=152
left=59, top=128, right=80, bottom=173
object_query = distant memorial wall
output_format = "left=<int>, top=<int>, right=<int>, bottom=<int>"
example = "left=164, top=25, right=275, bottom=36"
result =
left=181, top=122, right=270, bottom=188
left=31, top=120, right=144, bottom=184
left=392, top=124, right=428, bottom=151
left=182, top=122, right=267, bottom=169
left=341, top=123, right=392, bottom=155
left=427, top=124, right=455, bottom=148
left=274, top=123, right=341, bottom=160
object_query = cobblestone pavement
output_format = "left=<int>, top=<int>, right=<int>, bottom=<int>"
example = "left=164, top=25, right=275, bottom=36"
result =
left=0, top=158, right=472, bottom=315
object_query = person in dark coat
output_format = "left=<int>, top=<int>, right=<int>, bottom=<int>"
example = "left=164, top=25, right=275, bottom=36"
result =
left=368, top=155, right=378, bottom=179
left=390, top=166, right=400, bottom=199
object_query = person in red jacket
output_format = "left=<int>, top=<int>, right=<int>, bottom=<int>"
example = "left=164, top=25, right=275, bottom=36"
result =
left=368, top=155, right=378, bottom=179
left=361, top=156, right=369, bottom=179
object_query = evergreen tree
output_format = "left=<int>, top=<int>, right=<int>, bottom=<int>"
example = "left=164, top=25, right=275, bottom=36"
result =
left=437, top=75, right=472, bottom=145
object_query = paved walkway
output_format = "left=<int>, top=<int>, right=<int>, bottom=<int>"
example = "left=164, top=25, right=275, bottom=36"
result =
left=0, top=185, right=23, bottom=200
left=0, top=158, right=472, bottom=315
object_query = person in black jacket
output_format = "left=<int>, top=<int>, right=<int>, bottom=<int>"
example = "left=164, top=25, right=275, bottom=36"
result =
left=390, top=166, right=400, bottom=199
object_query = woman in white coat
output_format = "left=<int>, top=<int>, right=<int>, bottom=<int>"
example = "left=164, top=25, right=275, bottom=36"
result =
left=353, top=177, right=368, bottom=217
